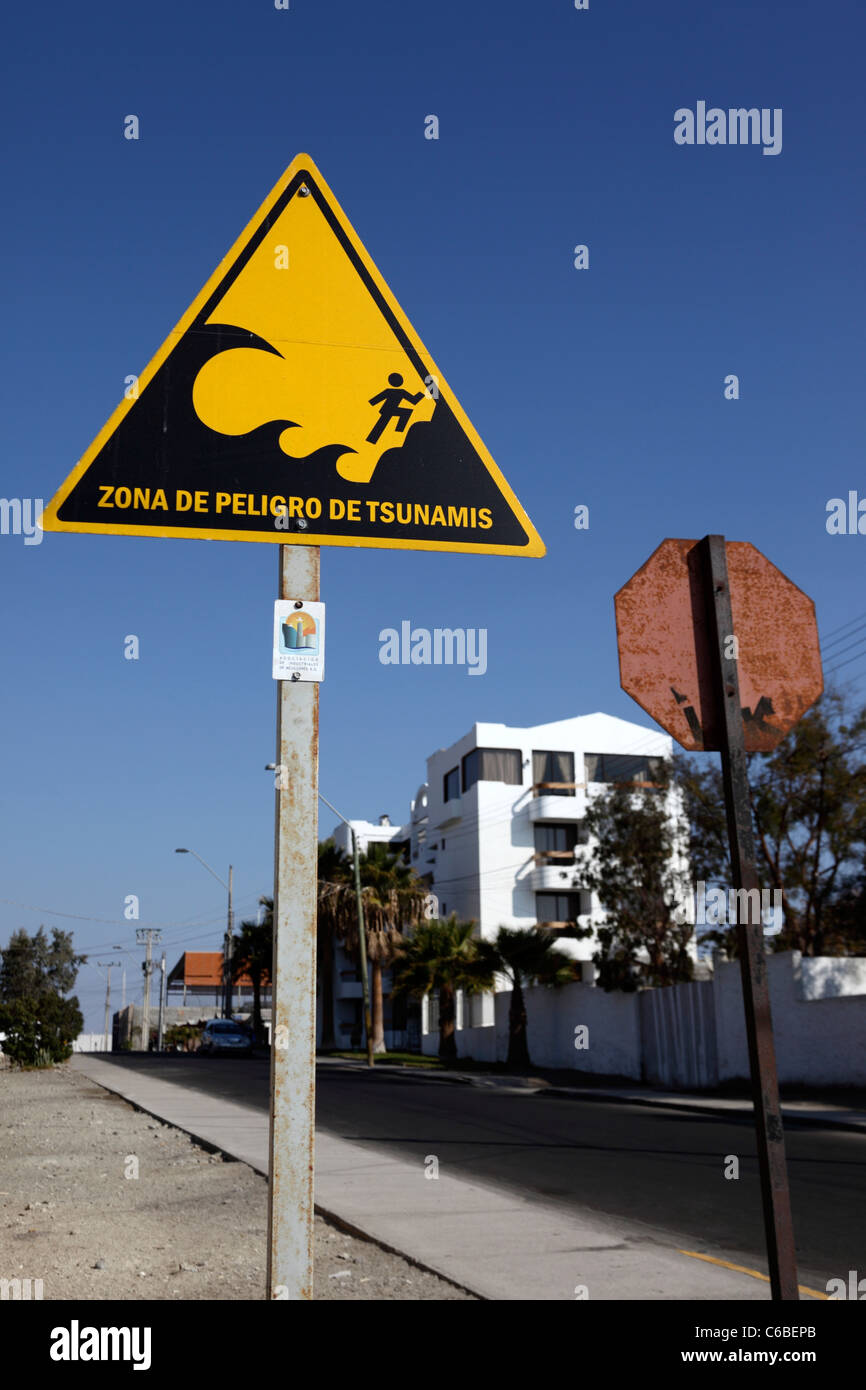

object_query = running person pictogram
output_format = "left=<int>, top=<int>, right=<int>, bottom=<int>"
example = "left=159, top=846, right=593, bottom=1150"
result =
left=366, top=373, right=424, bottom=445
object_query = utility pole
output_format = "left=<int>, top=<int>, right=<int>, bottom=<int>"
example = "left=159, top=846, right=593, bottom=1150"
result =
left=224, top=865, right=234, bottom=1019
left=157, top=952, right=167, bottom=1051
left=103, top=972, right=111, bottom=1052
left=97, top=961, right=122, bottom=1052
left=136, top=929, right=162, bottom=1051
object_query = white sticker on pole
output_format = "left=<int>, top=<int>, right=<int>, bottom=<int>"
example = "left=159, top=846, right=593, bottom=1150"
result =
left=273, top=601, right=325, bottom=682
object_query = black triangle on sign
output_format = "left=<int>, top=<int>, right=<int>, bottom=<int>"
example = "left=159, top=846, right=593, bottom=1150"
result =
left=42, top=154, right=545, bottom=558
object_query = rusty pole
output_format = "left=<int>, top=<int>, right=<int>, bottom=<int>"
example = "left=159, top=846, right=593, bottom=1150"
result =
left=266, top=543, right=320, bottom=1300
left=699, top=534, right=799, bottom=1301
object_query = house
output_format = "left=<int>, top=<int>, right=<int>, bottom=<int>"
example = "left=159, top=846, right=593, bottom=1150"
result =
left=166, top=951, right=271, bottom=1012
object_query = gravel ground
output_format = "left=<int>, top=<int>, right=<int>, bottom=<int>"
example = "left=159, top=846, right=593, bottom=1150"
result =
left=0, top=1063, right=475, bottom=1300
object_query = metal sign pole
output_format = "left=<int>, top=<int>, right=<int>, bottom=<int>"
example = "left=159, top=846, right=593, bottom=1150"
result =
left=699, top=534, right=799, bottom=1301
left=266, top=542, right=320, bottom=1301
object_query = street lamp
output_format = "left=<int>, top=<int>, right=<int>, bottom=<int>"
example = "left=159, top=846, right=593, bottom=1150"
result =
left=175, top=847, right=234, bottom=1019
left=317, top=793, right=374, bottom=1069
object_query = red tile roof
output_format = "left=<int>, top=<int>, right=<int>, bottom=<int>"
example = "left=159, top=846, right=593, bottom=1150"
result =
left=168, top=951, right=268, bottom=989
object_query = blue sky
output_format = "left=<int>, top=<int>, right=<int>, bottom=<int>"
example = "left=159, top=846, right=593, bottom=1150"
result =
left=2, top=0, right=864, bottom=1027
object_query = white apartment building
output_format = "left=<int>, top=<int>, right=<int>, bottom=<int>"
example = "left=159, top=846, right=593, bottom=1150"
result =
left=411, top=712, right=681, bottom=1029
left=322, top=711, right=689, bottom=1048
left=330, top=813, right=408, bottom=860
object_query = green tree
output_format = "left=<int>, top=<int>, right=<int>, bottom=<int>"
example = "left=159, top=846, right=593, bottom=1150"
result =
left=482, top=927, right=577, bottom=1067
left=358, top=842, right=428, bottom=1054
left=0, top=926, right=86, bottom=1001
left=163, top=1021, right=204, bottom=1052
left=316, top=839, right=428, bottom=1055
left=231, top=900, right=272, bottom=1043
left=0, top=926, right=86, bottom=1066
left=391, top=916, right=494, bottom=1062
left=0, top=995, right=83, bottom=1066
left=576, top=764, right=694, bottom=991
left=676, top=691, right=866, bottom=957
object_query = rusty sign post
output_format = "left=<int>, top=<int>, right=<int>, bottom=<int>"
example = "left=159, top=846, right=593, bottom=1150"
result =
left=267, top=543, right=321, bottom=1301
left=698, top=535, right=799, bottom=1301
left=615, top=534, right=824, bottom=1302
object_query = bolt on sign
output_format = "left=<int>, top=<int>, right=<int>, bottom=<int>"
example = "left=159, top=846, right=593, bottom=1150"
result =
left=614, top=537, right=823, bottom=752
left=40, top=153, right=544, bottom=558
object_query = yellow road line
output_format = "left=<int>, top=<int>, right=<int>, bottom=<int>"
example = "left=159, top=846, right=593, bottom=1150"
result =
left=679, top=1249, right=828, bottom=1300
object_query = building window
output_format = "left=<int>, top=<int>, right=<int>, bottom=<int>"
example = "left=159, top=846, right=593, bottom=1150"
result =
left=462, top=747, right=522, bottom=793
left=585, top=753, right=664, bottom=784
left=467, top=992, right=486, bottom=1028
left=532, top=750, right=575, bottom=795
left=534, top=823, right=578, bottom=854
left=535, top=891, right=582, bottom=923
left=443, top=767, right=460, bottom=802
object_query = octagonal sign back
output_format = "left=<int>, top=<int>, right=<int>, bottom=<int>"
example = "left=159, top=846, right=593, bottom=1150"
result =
left=615, top=538, right=824, bottom=752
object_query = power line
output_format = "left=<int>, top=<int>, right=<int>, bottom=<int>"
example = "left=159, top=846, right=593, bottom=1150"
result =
left=70, top=903, right=261, bottom=956
left=825, top=649, right=866, bottom=677
left=822, top=621, right=866, bottom=656
left=823, top=634, right=866, bottom=666
left=0, top=896, right=238, bottom=930
left=820, top=610, right=866, bottom=644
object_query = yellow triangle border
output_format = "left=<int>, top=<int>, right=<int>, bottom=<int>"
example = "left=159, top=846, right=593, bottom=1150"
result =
left=41, top=153, right=545, bottom=559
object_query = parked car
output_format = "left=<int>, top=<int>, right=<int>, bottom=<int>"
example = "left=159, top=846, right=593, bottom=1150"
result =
left=199, top=1019, right=253, bottom=1056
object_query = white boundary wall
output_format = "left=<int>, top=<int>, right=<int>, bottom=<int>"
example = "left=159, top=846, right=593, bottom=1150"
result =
left=422, top=952, right=866, bottom=1088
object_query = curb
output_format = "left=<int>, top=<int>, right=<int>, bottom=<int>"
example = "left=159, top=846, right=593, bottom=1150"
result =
left=311, top=1205, right=486, bottom=1300
left=536, top=1087, right=866, bottom=1134
left=319, top=1058, right=866, bottom=1133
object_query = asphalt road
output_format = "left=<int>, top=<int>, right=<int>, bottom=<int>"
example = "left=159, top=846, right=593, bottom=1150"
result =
left=98, top=1055, right=866, bottom=1283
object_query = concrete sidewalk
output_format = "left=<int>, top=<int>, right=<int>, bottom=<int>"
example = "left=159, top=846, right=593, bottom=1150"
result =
left=70, top=1056, right=826, bottom=1301
left=317, top=1057, right=866, bottom=1134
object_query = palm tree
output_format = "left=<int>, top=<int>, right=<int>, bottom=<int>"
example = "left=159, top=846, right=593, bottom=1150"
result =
left=359, top=842, right=428, bottom=1054
left=231, top=900, right=273, bottom=1043
left=485, top=927, right=577, bottom=1068
left=391, top=916, right=495, bottom=1062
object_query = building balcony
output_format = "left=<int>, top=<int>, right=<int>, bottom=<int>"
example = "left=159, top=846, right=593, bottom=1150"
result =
left=537, top=913, right=594, bottom=934
left=529, top=855, right=579, bottom=892
left=529, top=785, right=583, bottom=822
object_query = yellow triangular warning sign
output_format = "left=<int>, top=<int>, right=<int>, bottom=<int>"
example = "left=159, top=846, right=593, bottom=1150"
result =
left=41, top=154, right=545, bottom=557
